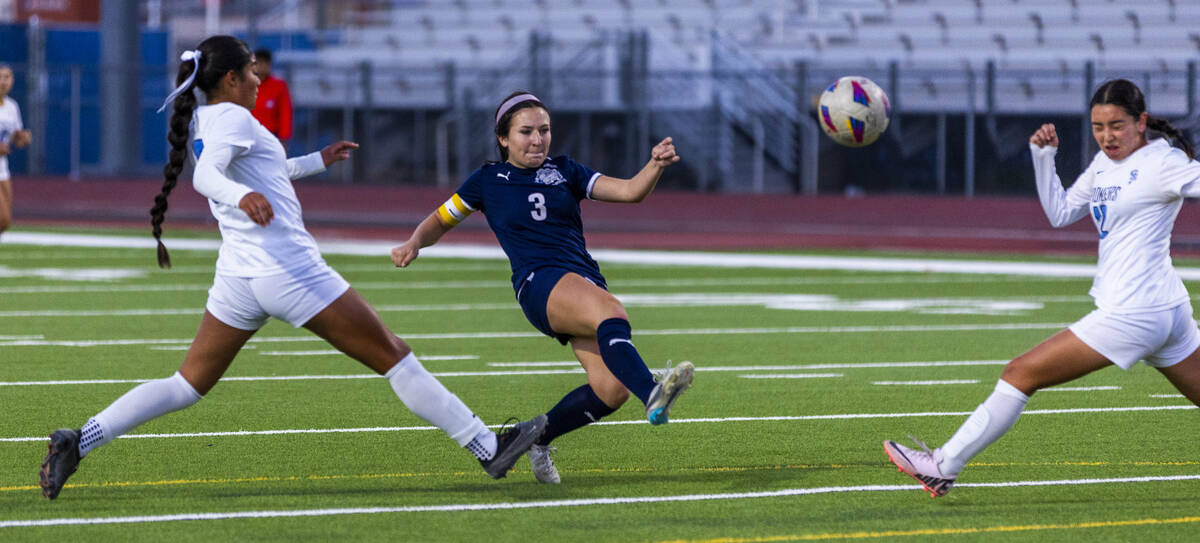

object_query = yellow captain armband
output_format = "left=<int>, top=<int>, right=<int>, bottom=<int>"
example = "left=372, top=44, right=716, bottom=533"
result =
left=436, top=193, right=474, bottom=226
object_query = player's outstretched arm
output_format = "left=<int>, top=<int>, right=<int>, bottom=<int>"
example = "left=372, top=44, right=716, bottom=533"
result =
left=591, top=137, right=680, bottom=203
left=392, top=211, right=455, bottom=268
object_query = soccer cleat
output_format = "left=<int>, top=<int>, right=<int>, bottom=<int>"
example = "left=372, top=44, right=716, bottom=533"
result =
left=528, top=444, right=561, bottom=484
left=645, top=360, right=695, bottom=425
left=480, top=414, right=547, bottom=479
left=40, top=428, right=82, bottom=500
left=883, top=438, right=956, bottom=498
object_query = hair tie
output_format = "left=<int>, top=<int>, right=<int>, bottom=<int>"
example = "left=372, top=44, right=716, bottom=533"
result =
left=495, top=93, right=540, bottom=125
left=156, top=50, right=203, bottom=114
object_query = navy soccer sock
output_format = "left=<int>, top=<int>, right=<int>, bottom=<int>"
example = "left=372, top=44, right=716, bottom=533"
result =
left=596, top=318, right=656, bottom=404
left=537, top=384, right=617, bottom=446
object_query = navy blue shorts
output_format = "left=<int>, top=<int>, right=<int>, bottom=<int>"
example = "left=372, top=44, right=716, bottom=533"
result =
left=515, top=266, right=607, bottom=345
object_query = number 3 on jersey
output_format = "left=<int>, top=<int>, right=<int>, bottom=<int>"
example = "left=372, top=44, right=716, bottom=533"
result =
left=1091, top=204, right=1109, bottom=239
left=528, top=192, right=547, bottom=221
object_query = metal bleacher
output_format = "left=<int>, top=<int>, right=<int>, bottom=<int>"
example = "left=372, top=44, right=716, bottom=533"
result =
left=272, top=0, right=1199, bottom=191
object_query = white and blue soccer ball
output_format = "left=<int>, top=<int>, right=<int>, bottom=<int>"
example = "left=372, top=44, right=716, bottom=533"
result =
left=817, top=76, right=891, bottom=147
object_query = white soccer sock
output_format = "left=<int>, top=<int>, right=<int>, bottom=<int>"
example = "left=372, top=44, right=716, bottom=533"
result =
left=80, top=371, right=202, bottom=457
left=939, top=379, right=1029, bottom=476
left=465, top=429, right=498, bottom=461
left=385, top=353, right=488, bottom=447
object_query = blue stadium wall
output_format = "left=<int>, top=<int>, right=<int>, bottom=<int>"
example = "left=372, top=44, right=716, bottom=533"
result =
left=0, top=24, right=168, bottom=175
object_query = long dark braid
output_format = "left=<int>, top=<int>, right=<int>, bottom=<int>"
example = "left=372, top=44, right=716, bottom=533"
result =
left=151, top=35, right=253, bottom=268
left=1090, top=78, right=1195, bottom=160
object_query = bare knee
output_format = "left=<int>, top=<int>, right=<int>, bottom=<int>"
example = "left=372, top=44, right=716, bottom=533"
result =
left=591, top=377, right=630, bottom=408
left=999, top=359, right=1041, bottom=396
left=0, top=215, right=9, bottom=234
left=594, top=299, right=629, bottom=327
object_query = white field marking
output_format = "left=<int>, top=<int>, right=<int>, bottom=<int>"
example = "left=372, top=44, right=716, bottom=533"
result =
left=487, top=361, right=580, bottom=367
left=0, top=265, right=146, bottom=282
left=0, top=250, right=148, bottom=260
left=0, top=284, right=210, bottom=294
left=738, top=373, right=843, bottom=379
left=1, top=405, right=1194, bottom=443
left=0, top=335, right=43, bottom=340
left=1150, top=394, right=1186, bottom=398
left=148, top=345, right=256, bottom=351
left=0, top=294, right=1086, bottom=319
left=0, top=361, right=1002, bottom=387
left=258, top=353, right=477, bottom=360
left=0, top=323, right=1072, bottom=348
left=159, top=263, right=509, bottom=274
left=18, top=230, right=1200, bottom=279
left=615, top=293, right=1056, bottom=316
left=873, top=380, right=981, bottom=385
left=0, top=308, right=200, bottom=318
left=4, top=475, right=1200, bottom=529
left=0, top=275, right=1088, bottom=296
left=1042, top=386, right=1121, bottom=392
left=0, top=360, right=1012, bottom=387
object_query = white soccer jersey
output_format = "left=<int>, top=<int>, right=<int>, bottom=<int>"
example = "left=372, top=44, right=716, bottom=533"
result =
left=190, top=102, right=327, bottom=277
left=1033, top=138, right=1200, bottom=313
left=0, top=97, right=24, bottom=181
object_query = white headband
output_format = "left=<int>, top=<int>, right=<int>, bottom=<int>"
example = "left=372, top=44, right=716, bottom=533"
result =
left=156, top=50, right=202, bottom=114
left=495, top=93, right=540, bottom=125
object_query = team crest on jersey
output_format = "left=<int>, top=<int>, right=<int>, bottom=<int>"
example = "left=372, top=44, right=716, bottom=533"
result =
left=535, top=166, right=567, bottom=186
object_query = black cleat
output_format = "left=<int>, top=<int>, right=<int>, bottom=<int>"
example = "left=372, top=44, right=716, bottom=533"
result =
left=40, top=428, right=81, bottom=500
left=480, top=414, right=547, bottom=479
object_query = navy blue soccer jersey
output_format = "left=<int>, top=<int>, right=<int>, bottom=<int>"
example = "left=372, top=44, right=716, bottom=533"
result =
left=446, top=156, right=603, bottom=288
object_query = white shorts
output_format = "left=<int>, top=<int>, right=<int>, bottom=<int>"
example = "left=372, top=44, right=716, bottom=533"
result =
left=1068, top=303, right=1200, bottom=370
left=205, top=263, right=350, bottom=330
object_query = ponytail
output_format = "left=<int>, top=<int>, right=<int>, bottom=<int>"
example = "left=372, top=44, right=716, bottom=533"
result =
left=149, top=35, right=253, bottom=268
left=152, top=60, right=199, bottom=268
left=1147, top=116, right=1195, bottom=160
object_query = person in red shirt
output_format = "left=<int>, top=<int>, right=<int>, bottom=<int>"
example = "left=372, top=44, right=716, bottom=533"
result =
left=252, top=49, right=292, bottom=145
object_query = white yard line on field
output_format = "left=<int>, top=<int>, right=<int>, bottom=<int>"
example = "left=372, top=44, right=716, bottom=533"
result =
left=873, top=380, right=981, bottom=385
left=2, top=474, right=1199, bottom=528
left=487, top=361, right=584, bottom=367
left=0, top=360, right=1013, bottom=387
left=13, top=230, right=1200, bottom=279
left=0, top=275, right=1087, bottom=295
left=1042, top=386, right=1121, bottom=392
left=1, top=405, right=1193, bottom=443
left=738, top=373, right=844, bottom=379
left=0, top=323, right=1076, bottom=348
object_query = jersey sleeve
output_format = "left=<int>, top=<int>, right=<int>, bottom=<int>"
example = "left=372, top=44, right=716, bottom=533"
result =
left=205, top=106, right=257, bottom=154
left=436, top=168, right=485, bottom=226
left=190, top=106, right=258, bottom=206
left=192, top=144, right=253, bottom=206
left=1031, top=143, right=1092, bottom=227
left=13, top=101, right=22, bottom=130
left=285, top=151, right=326, bottom=180
left=1159, top=147, right=1200, bottom=198
left=556, top=156, right=601, bottom=200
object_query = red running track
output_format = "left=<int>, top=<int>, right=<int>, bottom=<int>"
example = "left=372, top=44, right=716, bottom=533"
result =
left=13, top=176, right=1200, bottom=256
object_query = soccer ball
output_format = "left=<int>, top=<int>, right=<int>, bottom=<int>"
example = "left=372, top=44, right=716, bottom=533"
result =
left=817, top=76, right=891, bottom=147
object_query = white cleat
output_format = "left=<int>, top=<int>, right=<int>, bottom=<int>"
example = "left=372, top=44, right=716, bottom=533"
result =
left=646, top=360, right=695, bottom=425
left=883, top=438, right=956, bottom=498
left=528, top=444, right=561, bottom=484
